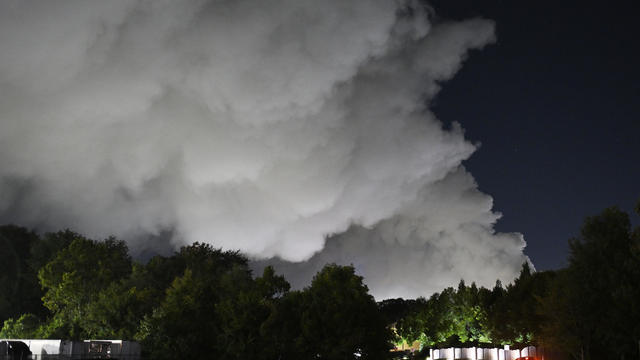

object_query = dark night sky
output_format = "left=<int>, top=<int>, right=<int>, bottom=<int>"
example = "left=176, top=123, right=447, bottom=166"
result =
left=430, top=1, right=640, bottom=270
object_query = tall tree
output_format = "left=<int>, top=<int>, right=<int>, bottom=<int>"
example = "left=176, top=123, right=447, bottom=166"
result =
left=136, top=243, right=278, bottom=360
left=69, top=247, right=191, bottom=340
left=38, top=234, right=132, bottom=339
left=488, top=263, right=555, bottom=346
left=0, top=225, right=41, bottom=323
left=539, top=205, right=640, bottom=359
left=297, top=264, right=392, bottom=360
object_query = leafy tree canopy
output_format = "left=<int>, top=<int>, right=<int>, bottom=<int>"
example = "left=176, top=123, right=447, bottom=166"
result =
left=37, top=234, right=132, bottom=339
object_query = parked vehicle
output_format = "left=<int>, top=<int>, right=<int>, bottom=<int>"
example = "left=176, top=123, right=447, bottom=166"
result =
left=0, top=340, right=32, bottom=360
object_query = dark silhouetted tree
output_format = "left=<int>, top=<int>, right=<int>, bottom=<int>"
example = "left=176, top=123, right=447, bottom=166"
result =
left=297, top=264, right=392, bottom=360
left=539, top=205, right=640, bottom=359
left=0, top=225, right=42, bottom=323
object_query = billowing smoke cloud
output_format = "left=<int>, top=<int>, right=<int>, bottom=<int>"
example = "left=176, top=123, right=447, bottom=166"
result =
left=0, top=0, right=528, bottom=298
left=256, top=168, right=528, bottom=299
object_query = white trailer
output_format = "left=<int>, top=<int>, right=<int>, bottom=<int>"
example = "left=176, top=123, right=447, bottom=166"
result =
left=1, top=339, right=141, bottom=359
left=429, top=345, right=538, bottom=360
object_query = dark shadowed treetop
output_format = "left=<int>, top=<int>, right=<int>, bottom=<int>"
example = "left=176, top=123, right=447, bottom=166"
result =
left=300, top=264, right=392, bottom=360
left=0, top=225, right=41, bottom=322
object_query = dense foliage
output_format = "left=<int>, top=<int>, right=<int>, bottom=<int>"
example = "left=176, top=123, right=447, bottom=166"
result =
left=379, top=202, right=640, bottom=360
left=0, top=230, right=392, bottom=359
left=537, top=205, right=640, bottom=360
left=381, top=263, right=554, bottom=350
left=0, top=200, right=638, bottom=360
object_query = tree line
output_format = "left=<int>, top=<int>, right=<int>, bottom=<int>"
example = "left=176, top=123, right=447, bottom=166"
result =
left=1, top=201, right=639, bottom=360
left=0, top=228, right=390, bottom=359
left=382, top=202, right=640, bottom=360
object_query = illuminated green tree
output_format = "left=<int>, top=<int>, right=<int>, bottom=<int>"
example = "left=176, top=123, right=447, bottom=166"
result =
left=395, top=281, right=495, bottom=348
left=37, top=234, right=132, bottom=339
left=0, top=313, right=41, bottom=338
left=80, top=275, right=155, bottom=339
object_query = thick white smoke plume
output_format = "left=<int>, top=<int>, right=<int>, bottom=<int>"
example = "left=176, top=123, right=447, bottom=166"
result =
left=0, top=0, right=528, bottom=298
